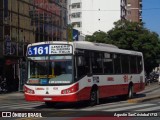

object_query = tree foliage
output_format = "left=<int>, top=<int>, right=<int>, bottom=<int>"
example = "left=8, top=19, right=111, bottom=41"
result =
left=85, top=20, right=160, bottom=74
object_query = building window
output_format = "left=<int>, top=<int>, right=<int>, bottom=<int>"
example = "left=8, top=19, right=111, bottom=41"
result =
left=127, top=10, right=131, bottom=15
left=71, top=12, right=81, bottom=18
left=72, top=3, right=81, bottom=9
left=72, top=22, right=81, bottom=27
left=127, top=3, right=131, bottom=7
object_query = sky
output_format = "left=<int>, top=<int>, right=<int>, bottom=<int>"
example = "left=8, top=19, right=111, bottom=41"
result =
left=142, top=0, right=160, bottom=36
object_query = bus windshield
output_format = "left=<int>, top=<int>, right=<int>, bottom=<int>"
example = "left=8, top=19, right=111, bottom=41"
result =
left=27, top=55, right=73, bottom=85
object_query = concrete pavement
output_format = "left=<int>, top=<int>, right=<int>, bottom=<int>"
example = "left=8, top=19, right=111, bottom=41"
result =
left=128, top=94, right=160, bottom=103
left=128, top=82, right=160, bottom=103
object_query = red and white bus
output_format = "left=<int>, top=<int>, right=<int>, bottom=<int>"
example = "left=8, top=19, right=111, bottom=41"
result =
left=24, top=41, right=145, bottom=106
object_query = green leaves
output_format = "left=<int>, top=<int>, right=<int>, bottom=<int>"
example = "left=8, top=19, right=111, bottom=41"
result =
left=85, top=20, right=160, bottom=74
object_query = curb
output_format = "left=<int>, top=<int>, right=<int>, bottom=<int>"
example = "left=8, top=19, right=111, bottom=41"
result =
left=128, top=95, right=160, bottom=103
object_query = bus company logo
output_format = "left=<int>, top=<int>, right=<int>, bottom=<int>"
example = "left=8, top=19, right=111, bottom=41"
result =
left=53, top=87, right=58, bottom=90
left=2, top=112, right=11, bottom=117
left=35, top=87, right=44, bottom=90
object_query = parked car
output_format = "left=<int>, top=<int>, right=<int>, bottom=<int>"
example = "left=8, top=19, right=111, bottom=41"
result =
left=149, top=72, right=159, bottom=82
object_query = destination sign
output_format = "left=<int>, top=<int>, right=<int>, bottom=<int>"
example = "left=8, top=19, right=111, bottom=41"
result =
left=49, top=45, right=72, bottom=54
left=27, top=44, right=72, bottom=56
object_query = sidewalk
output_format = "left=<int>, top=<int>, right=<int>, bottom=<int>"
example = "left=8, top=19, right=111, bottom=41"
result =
left=0, top=91, right=24, bottom=100
left=128, top=82, right=160, bottom=103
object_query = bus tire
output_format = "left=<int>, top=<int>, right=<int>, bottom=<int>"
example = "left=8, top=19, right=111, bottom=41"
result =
left=45, top=102, right=56, bottom=107
left=90, top=89, right=99, bottom=106
left=128, top=86, right=133, bottom=99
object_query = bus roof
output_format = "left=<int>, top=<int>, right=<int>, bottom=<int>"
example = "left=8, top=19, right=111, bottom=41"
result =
left=27, top=41, right=142, bottom=56
left=73, top=41, right=142, bottom=56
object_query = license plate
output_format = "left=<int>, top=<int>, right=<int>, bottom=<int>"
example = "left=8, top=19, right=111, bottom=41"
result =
left=43, top=98, right=52, bottom=101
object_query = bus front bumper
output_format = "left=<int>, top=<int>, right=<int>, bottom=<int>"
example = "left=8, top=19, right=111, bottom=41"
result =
left=24, top=93, right=79, bottom=102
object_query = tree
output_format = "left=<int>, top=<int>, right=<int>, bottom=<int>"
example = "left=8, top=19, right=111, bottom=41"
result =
left=85, top=31, right=108, bottom=43
left=67, top=24, right=73, bottom=42
left=86, top=20, right=160, bottom=74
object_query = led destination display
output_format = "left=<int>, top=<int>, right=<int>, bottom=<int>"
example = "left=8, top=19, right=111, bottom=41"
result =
left=27, top=44, right=72, bottom=56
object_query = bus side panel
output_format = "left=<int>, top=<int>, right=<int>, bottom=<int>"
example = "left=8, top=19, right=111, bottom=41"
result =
left=98, top=74, right=145, bottom=98
left=98, top=82, right=145, bottom=98
left=134, top=82, right=145, bottom=93
left=77, top=87, right=92, bottom=101
left=99, top=84, right=128, bottom=98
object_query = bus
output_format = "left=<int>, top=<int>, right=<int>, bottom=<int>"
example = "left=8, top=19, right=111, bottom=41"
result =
left=24, top=41, right=145, bottom=106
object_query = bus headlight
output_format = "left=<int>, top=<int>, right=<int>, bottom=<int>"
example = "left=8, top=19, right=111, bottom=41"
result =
left=61, top=83, right=79, bottom=94
left=24, top=86, right=35, bottom=94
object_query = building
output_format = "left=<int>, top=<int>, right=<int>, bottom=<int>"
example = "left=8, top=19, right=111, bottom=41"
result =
left=121, top=0, right=142, bottom=22
left=0, top=0, right=67, bottom=92
left=68, top=0, right=121, bottom=36
left=68, top=0, right=142, bottom=37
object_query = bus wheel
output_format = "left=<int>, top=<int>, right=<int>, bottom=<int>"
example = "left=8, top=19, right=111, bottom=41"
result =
left=128, top=86, right=133, bottom=99
left=90, top=89, right=99, bottom=106
left=45, top=102, right=56, bottom=107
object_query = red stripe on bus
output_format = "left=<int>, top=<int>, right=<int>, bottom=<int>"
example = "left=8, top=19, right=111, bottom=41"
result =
left=24, top=83, right=145, bottom=102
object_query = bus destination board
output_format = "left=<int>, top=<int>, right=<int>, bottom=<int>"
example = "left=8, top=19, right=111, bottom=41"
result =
left=27, top=44, right=72, bottom=56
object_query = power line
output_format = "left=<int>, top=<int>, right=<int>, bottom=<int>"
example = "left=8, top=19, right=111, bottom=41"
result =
left=142, top=8, right=160, bottom=10
left=70, top=8, right=160, bottom=12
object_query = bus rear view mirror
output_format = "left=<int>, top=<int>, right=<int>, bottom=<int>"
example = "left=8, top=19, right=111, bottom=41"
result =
left=77, top=56, right=84, bottom=66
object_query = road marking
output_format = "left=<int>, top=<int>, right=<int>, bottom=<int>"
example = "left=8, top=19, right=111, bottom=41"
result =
left=135, top=106, right=160, bottom=111
left=0, top=103, right=42, bottom=109
left=103, top=104, right=155, bottom=111
left=0, top=102, right=42, bottom=106
left=81, top=102, right=135, bottom=111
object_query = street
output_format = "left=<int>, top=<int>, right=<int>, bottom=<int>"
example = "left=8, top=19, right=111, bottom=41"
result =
left=0, top=82, right=160, bottom=119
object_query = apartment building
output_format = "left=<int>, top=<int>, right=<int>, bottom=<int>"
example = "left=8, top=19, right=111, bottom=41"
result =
left=68, top=0, right=142, bottom=36
left=68, top=0, right=121, bottom=36
left=121, top=0, right=142, bottom=22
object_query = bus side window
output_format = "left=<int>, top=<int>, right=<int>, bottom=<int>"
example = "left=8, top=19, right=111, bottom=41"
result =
left=76, top=56, right=85, bottom=78
left=137, top=56, right=143, bottom=73
left=130, top=56, right=137, bottom=74
left=103, top=53, right=114, bottom=74
left=91, top=52, right=103, bottom=74
left=121, top=55, right=130, bottom=74
left=77, top=56, right=84, bottom=66
left=113, top=54, right=121, bottom=74
left=76, top=55, right=90, bottom=78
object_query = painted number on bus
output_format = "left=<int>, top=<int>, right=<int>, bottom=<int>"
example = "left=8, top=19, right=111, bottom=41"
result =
left=28, top=45, right=49, bottom=55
